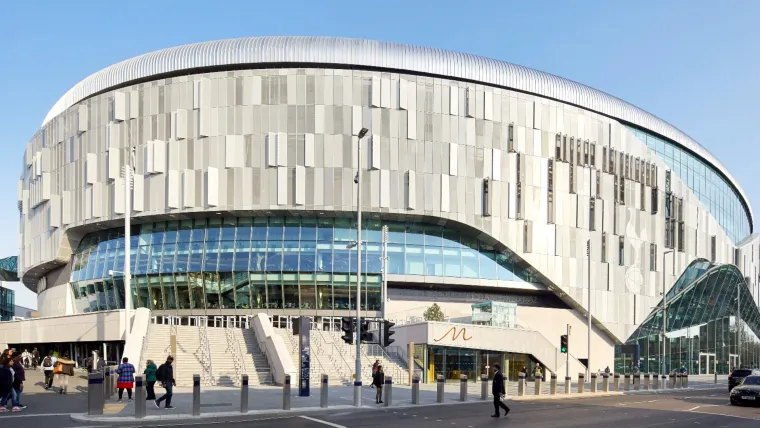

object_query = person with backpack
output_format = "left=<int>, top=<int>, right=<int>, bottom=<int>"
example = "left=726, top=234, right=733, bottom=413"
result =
left=0, top=355, right=20, bottom=412
left=154, top=356, right=175, bottom=409
left=143, top=359, right=158, bottom=401
left=42, top=351, right=57, bottom=390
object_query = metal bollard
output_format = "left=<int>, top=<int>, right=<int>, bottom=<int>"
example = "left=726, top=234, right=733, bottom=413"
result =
left=192, top=374, right=201, bottom=416
left=534, top=374, right=542, bottom=396
left=653, top=374, right=659, bottom=390
left=436, top=375, right=444, bottom=403
left=550, top=374, right=557, bottom=395
left=564, top=376, right=571, bottom=394
left=662, top=375, right=668, bottom=389
left=134, top=375, right=145, bottom=419
left=614, top=373, right=620, bottom=391
left=87, top=372, right=105, bottom=416
left=412, top=376, right=420, bottom=404
left=633, top=374, right=640, bottom=391
left=683, top=374, right=688, bottom=388
left=669, top=374, right=675, bottom=389
left=481, top=375, right=488, bottom=400
left=385, top=376, right=393, bottom=407
left=518, top=373, right=525, bottom=396
left=240, top=374, right=249, bottom=413
left=602, top=374, right=610, bottom=392
left=283, top=374, right=292, bottom=410
left=353, top=378, right=362, bottom=408
left=320, top=374, right=328, bottom=408
left=112, top=366, right=117, bottom=397
left=590, top=374, right=597, bottom=393
left=624, top=374, right=630, bottom=391
left=643, top=374, right=650, bottom=390
left=714, top=372, right=717, bottom=384
left=578, top=374, right=585, bottom=393
left=103, top=367, right=111, bottom=400
left=678, top=373, right=684, bottom=388
left=459, top=375, right=467, bottom=401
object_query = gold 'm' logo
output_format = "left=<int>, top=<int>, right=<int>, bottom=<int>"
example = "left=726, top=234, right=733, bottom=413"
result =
left=433, top=326, right=472, bottom=342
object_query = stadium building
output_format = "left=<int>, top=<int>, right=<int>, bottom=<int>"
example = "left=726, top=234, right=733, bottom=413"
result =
left=3, top=37, right=760, bottom=384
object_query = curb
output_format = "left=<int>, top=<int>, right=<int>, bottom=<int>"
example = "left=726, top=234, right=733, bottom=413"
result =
left=70, top=405, right=358, bottom=424
left=70, top=385, right=725, bottom=423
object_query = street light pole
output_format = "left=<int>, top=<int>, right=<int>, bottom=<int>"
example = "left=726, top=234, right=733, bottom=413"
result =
left=587, top=239, right=591, bottom=381
left=662, top=249, right=673, bottom=376
left=354, top=128, right=369, bottom=407
left=381, top=225, right=389, bottom=320
left=123, top=119, right=134, bottom=342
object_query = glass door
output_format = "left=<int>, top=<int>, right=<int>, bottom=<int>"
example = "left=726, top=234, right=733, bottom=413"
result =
left=699, top=352, right=716, bottom=374
left=729, top=354, right=739, bottom=372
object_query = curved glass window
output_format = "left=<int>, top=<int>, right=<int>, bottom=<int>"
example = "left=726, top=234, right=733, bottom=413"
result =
left=70, top=217, right=539, bottom=313
left=628, top=127, right=751, bottom=243
left=617, top=262, right=760, bottom=375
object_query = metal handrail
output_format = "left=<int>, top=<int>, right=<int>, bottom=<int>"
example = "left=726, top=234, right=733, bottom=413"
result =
left=198, top=318, right=215, bottom=386
left=224, top=323, right=245, bottom=386
left=314, top=327, right=354, bottom=384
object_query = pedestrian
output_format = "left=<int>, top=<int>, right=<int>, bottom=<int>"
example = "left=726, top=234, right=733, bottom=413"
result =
left=605, top=366, right=611, bottom=374
left=116, top=357, right=135, bottom=402
left=372, top=365, right=384, bottom=404
left=0, top=355, right=20, bottom=412
left=11, top=354, right=26, bottom=410
left=55, top=353, right=75, bottom=394
left=143, top=359, right=158, bottom=400
left=154, top=356, right=175, bottom=409
left=31, top=348, right=40, bottom=369
left=21, top=350, right=31, bottom=369
left=491, top=364, right=510, bottom=418
left=42, top=351, right=57, bottom=390
left=534, top=363, right=542, bottom=380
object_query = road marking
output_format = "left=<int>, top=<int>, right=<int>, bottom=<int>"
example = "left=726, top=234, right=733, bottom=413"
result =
left=300, top=415, right=347, bottom=428
left=687, top=406, right=700, bottom=411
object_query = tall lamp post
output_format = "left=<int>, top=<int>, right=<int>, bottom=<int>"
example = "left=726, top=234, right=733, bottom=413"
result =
left=123, top=120, right=135, bottom=342
left=661, top=249, right=674, bottom=376
left=586, top=239, right=591, bottom=380
left=352, top=127, right=369, bottom=407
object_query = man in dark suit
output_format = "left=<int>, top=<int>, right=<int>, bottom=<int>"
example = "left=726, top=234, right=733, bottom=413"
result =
left=491, top=364, right=510, bottom=418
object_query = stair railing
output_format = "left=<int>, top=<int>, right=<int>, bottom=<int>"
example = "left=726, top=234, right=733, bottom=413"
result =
left=223, top=321, right=245, bottom=386
left=314, top=328, right=354, bottom=384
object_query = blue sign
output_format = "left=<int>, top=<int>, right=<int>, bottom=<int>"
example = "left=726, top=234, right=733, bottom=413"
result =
left=299, top=317, right=311, bottom=397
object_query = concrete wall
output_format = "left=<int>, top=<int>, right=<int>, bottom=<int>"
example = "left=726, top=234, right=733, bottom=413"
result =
left=252, top=312, right=296, bottom=385
left=0, top=310, right=125, bottom=348
left=36, top=282, right=74, bottom=317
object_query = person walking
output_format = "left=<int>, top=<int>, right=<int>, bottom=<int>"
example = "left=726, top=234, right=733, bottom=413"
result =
left=491, top=364, right=510, bottom=418
left=42, top=351, right=57, bottom=390
left=534, top=363, right=543, bottom=380
left=21, top=350, right=31, bottom=369
left=0, top=355, right=20, bottom=412
left=143, top=359, right=158, bottom=400
left=11, top=354, right=26, bottom=409
left=55, top=354, right=75, bottom=394
left=116, top=357, right=136, bottom=402
left=372, top=365, right=384, bottom=404
left=154, top=356, right=175, bottom=409
left=31, top=349, right=40, bottom=369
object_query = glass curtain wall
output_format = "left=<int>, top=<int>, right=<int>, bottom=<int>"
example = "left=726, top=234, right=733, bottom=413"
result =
left=618, top=260, right=760, bottom=374
left=70, top=217, right=539, bottom=312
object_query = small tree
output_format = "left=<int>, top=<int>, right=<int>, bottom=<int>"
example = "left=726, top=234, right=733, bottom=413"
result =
left=423, top=303, right=446, bottom=321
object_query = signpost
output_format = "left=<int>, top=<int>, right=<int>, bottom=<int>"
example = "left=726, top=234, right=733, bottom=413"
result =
left=298, top=316, right=311, bottom=397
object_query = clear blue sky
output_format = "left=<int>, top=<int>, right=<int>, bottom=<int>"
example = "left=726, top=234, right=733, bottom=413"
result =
left=1, top=0, right=759, bottom=309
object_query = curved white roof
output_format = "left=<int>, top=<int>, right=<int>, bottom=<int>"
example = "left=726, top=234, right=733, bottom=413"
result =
left=40, top=36, right=752, bottom=225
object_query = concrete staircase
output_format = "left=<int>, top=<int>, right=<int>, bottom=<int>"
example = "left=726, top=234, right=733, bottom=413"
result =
left=274, top=328, right=410, bottom=385
left=143, top=324, right=272, bottom=387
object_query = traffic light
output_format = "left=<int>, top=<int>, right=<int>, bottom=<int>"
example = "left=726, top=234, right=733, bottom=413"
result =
left=341, top=317, right=355, bottom=345
left=560, top=334, right=568, bottom=354
left=382, top=320, right=395, bottom=347
left=360, top=320, right=374, bottom=343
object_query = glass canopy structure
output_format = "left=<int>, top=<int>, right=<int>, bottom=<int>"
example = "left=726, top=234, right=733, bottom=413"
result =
left=616, top=259, right=760, bottom=375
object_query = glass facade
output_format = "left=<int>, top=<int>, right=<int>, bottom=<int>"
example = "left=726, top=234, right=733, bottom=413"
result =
left=69, top=217, right=539, bottom=313
left=628, top=127, right=751, bottom=243
left=0, top=286, right=14, bottom=321
left=617, top=259, right=760, bottom=375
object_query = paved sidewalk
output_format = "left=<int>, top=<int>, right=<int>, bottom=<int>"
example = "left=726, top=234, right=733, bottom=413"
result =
left=70, top=374, right=728, bottom=423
